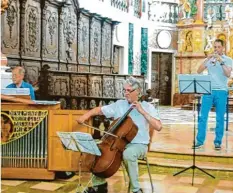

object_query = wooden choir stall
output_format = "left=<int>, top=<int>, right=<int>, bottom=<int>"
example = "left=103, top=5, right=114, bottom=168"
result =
left=1, top=95, right=91, bottom=180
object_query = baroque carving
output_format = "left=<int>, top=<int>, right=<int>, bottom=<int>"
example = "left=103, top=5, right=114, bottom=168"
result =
left=90, top=17, right=101, bottom=65
left=103, top=76, right=114, bottom=98
left=2, top=0, right=19, bottom=53
left=88, top=76, right=102, bottom=97
left=115, top=77, right=125, bottom=98
left=89, top=99, right=97, bottom=109
left=78, top=13, right=89, bottom=64
left=102, top=22, right=111, bottom=66
left=48, top=74, right=70, bottom=96
left=61, top=7, right=77, bottom=61
left=42, top=4, right=58, bottom=59
left=78, top=99, right=87, bottom=110
left=28, top=7, right=38, bottom=51
left=70, top=75, right=88, bottom=97
left=6, top=0, right=16, bottom=38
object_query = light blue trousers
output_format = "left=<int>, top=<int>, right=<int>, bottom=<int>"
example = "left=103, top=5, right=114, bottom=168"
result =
left=91, top=143, right=148, bottom=192
left=196, top=90, right=228, bottom=145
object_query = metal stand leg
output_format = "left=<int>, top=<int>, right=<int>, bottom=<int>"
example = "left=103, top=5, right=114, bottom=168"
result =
left=173, top=96, right=215, bottom=185
left=145, top=157, right=154, bottom=192
left=76, top=153, right=88, bottom=193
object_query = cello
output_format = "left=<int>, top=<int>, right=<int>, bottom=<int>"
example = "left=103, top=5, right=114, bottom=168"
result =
left=83, top=102, right=140, bottom=178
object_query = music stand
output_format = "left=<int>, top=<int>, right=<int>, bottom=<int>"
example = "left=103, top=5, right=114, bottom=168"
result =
left=174, top=74, right=215, bottom=185
left=57, top=131, right=101, bottom=193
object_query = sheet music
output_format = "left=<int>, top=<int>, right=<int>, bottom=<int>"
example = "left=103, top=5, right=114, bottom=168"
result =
left=71, top=132, right=101, bottom=156
left=56, top=132, right=79, bottom=151
left=57, top=131, right=101, bottom=156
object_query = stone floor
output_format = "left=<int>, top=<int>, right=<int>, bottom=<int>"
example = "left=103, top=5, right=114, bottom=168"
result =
left=1, top=171, right=233, bottom=193
left=1, top=106, right=233, bottom=193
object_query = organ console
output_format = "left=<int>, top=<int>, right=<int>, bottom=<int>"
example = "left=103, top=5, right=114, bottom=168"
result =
left=1, top=95, right=91, bottom=180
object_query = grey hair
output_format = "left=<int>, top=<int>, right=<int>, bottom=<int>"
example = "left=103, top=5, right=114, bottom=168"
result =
left=124, top=76, right=142, bottom=90
left=13, top=66, right=25, bottom=75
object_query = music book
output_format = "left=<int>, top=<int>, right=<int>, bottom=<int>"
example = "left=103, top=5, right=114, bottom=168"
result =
left=57, top=131, right=101, bottom=156
left=1, top=88, right=30, bottom=95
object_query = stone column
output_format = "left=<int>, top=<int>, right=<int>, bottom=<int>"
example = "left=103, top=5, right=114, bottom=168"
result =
left=195, top=0, right=204, bottom=24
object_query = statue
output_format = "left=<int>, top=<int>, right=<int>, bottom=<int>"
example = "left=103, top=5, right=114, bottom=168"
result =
left=179, top=0, right=191, bottom=19
left=206, top=8, right=215, bottom=30
left=1, top=0, right=8, bottom=14
left=184, top=31, right=193, bottom=52
left=179, top=0, right=197, bottom=21
left=204, top=35, right=215, bottom=53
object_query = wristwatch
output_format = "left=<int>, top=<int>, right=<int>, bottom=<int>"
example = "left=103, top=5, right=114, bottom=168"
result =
left=220, top=61, right=225, bottom=66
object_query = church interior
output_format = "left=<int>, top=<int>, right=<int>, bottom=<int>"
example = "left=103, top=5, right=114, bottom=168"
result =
left=1, top=0, right=233, bottom=192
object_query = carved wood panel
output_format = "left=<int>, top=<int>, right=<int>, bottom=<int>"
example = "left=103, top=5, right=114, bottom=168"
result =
left=115, top=77, right=125, bottom=98
left=23, top=0, right=41, bottom=58
left=103, top=76, right=114, bottom=98
left=90, top=17, right=101, bottom=65
left=70, top=75, right=88, bottom=97
left=78, top=13, right=89, bottom=64
left=88, top=75, right=102, bottom=97
left=1, top=0, right=20, bottom=56
left=1, top=0, right=115, bottom=92
left=22, top=61, right=40, bottom=85
left=42, top=3, right=58, bottom=60
left=60, top=6, right=77, bottom=63
left=48, top=73, right=70, bottom=96
left=101, top=21, right=112, bottom=66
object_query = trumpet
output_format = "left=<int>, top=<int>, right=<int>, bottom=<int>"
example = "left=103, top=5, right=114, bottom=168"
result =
left=209, top=52, right=220, bottom=65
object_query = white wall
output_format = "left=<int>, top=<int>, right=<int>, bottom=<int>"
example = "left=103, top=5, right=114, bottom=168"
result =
left=79, top=0, right=151, bottom=75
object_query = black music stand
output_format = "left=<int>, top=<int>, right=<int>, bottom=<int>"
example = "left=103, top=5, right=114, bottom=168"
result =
left=173, top=74, right=215, bottom=185
left=57, top=131, right=101, bottom=193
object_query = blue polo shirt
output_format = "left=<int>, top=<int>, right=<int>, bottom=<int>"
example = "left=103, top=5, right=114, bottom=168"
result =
left=101, top=100, right=160, bottom=144
left=6, top=81, right=35, bottom=100
left=205, top=54, right=233, bottom=90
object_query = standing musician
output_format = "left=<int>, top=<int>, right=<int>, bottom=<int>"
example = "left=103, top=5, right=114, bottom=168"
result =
left=77, top=76, right=162, bottom=193
left=194, top=39, right=233, bottom=150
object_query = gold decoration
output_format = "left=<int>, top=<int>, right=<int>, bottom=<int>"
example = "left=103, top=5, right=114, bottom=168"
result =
left=1, top=110, right=48, bottom=145
left=1, top=0, right=8, bottom=14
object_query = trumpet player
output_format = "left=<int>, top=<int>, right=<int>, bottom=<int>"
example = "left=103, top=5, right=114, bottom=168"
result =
left=194, top=39, right=233, bottom=150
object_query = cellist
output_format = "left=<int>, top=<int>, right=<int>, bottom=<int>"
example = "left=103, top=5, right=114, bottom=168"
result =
left=77, top=76, right=162, bottom=193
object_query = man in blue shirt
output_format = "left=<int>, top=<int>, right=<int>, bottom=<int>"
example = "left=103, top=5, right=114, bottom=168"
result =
left=194, top=39, right=233, bottom=150
left=77, top=76, right=162, bottom=193
left=6, top=66, right=35, bottom=100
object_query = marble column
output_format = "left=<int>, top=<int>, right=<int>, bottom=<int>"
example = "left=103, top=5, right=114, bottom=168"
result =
left=195, top=0, right=204, bottom=24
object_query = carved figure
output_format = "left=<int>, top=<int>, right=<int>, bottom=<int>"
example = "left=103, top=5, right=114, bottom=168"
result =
left=204, top=35, right=215, bottom=52
left=206, top=8, right=215, bottom=30
left=79, top=99, right=87, bottom=110
left=1, top=0, right=8, bottom=14
left=1, top=115, right=13, bottom=143
left=179, top=0, right=191, bottom=19
left=185, top=31, right=193, bottom=52
left=225, top=5, right=233, bottom=27
left=71, top=98, right=77, bottom=110
left=90, top=99, right=96, bottom=109
left=59, top=98, right=67, bottom=109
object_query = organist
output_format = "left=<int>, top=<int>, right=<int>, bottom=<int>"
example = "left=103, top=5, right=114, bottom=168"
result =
left=6, top=66, right=35, bottom=100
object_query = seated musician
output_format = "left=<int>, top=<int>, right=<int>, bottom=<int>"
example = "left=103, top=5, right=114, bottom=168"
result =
left=77, top=76, right=162, bottom=193
left=6, top=66, right=35, bottom=100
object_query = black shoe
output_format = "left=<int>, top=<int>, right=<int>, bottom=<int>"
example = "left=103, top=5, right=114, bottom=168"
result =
left=84, top=183, right=108, bottom=193
left=214, top=143, right=221, bottom=151
left=133, top=188, right=143, bottom=193
left=55, top=171, right=75, bottom=179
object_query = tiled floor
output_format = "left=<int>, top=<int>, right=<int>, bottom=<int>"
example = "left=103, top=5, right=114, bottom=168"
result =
left=2, top=172, right=233, bottom=193
left=1, top=106, right=233, bottom=193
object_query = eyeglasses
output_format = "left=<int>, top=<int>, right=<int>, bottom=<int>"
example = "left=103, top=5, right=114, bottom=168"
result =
left=123, top=88, right=136, bottom=93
